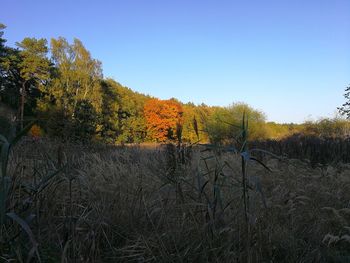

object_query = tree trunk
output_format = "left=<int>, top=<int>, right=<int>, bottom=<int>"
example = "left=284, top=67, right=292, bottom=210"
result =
left=20, top=81, right=26, bottom=130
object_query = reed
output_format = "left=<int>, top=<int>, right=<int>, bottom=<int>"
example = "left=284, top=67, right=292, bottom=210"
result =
left=0, top=117, right=349, bottom=262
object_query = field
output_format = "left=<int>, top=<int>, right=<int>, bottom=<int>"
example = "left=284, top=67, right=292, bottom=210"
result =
left=1, top=137, right=350, bottom=262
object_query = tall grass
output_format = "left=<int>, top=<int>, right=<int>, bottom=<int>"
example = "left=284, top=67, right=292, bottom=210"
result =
left=0, top=117, right=349, bottom=262
left=0, top=122, right=62, bottom=262
left=252, top=134, right=350, bottom=165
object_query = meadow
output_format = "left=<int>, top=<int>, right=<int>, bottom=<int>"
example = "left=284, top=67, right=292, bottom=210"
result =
left=1, top=134, right=350, bottom=262
left=1, top=4, right=350, bottom=262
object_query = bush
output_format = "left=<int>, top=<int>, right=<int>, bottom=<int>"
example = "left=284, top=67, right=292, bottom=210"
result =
left=29, top=124, right=43, bottom=138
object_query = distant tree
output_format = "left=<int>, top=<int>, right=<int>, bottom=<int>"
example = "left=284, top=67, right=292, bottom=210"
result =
left=299, top=118, right=350, bottom=138
left=338, top=86, right=350, bottom=119
left=264, top=122, right=294, bottom=139
left=206, top=103, right=267, bottom=143
left=38, top=37, right=103, bottom=139
left=72, top=99, right=98, bottom=140
left=39, top=37, right=102, bottom=114
left=0, top=23, right=5, bottom=47
left=98, top=79, right=121, bottom=142
left=144, top=98, right=183, bottom=142
left=0, top=47, right=21, bottom=108
left=101, top=79, right=149, bottom=143
left=0, top=24, right=7, bottom=68
left=182, top=103, right=211, bottom=143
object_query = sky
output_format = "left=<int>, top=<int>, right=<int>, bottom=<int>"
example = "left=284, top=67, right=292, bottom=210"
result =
left=2, top=0, right=350, bottom=123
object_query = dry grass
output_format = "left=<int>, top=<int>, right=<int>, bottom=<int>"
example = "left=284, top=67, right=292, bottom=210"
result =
left=252, top=135, right=350, bottom=165
left=1, top=137, right=350, bottom=262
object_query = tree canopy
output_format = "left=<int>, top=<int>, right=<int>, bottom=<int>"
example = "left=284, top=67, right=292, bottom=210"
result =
left=144, top=98, right=183, bottom=142
left=1, top=23, right=348, bottom=143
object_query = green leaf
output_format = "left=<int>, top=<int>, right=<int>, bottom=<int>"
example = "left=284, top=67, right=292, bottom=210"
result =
left=250, top=157, right=272, bottom=172
left=6, top=212, right=41, bottom=263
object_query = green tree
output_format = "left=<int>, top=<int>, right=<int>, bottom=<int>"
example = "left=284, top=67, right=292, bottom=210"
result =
left=38, top=37, right=103, bottom=139
left=0, top=24, right=22, bottom=111
left=16, top=37, right=51, bottom=128
left=182, top=103, right=212, bottom=143
left=0, top=24, right=7, bottom=73
left=112, top=80, right=148, bottom=143
left=40, top=37, right=102, bottom=113
left=206, top=103, right=268, bottom=143
left=72, top=99, right=98, bottom=140
left=99, top=79, right=122, bottom=142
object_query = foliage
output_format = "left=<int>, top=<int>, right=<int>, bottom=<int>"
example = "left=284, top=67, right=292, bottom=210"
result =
left=98, top=79, right=121, bottom=142
left=72, top=99, right=98, bottom=140
left=206, top=103, right=268, bottom=143
left=111, top=79, right=149, bottom=143
left=37, top=37, right=102, bottom=115
left=16, top=38, right=51, bottom=83
left=16, top=37, right=51, bottom=128
left=29, top=123, right=43, bottom=137
left=0, top=23, right=349, bottom=145
left=338, top=86, right=350, bottom=119
left=181, top=103, right=211, bottom=142
left=144, top=98, right=184, bottom=142
left=0, top=25, right=22, bottom=110
left=264, top=122, right=300, bottom=139
left=303, top=118, right=350, bottom=138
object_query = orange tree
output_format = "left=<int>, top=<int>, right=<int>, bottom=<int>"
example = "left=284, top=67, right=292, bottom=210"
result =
left=144, top=98, right=183, bottom=142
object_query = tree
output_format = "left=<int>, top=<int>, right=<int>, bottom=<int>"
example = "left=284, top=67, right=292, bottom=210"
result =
left=206, top=103, right=268, bottom=143
left=99, top=79, right=121, bottom=142
left=338, top=86, right=350, bottom=119
left=72, top=99, right=98, bottom=140
left=0, top=24, right=7, bottom=72
left=182, top=103, right=211, bottom=143
left=144, top=98, right=183, bottom=142
left=16, top=37, right=51, bottom=128
left=0, top=24, right=22, bottom=111
left=39, top=37, right=102, bottom=114
left=37, top=37, right=103, bottom=139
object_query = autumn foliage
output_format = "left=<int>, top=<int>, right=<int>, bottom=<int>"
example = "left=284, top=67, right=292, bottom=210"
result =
left=144, top=99, right=183, bottom=142
left=29, top=124, right=43, bottom=138
left=1, top=25, right=350, bottom=144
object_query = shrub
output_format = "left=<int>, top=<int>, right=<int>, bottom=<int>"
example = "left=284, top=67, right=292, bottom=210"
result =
left=29, top=124, right=43, bottom=138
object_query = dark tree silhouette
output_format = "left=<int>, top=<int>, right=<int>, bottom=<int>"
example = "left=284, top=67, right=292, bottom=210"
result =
left=338, top=86, right=350, bottom=119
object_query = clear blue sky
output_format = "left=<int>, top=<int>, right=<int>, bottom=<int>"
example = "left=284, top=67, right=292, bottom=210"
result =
left=2, top=0, right=350, bottom=123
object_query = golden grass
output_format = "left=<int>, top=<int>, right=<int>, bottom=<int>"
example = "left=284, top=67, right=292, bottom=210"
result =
left=1, top=138, right=350, bottom=262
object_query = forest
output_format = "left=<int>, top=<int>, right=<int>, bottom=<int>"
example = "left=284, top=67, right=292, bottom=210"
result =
left=1, top=22, right=350, bottom=262
left=1, top=24, right=349, bottom=145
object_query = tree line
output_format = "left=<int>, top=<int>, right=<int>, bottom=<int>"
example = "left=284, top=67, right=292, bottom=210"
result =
left=1, top=24, right=349, bottom=144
